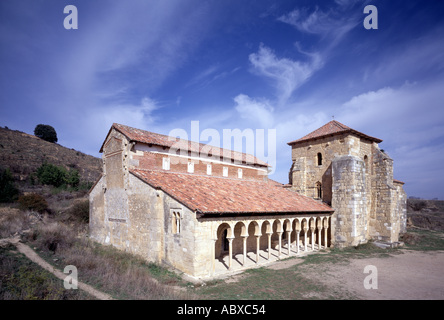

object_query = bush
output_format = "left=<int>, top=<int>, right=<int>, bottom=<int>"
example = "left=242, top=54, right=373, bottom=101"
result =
left=0, top=208, right=30, bottom=238
left=0, top=168, right=19, bottom=203
left=67, top=199, right=89, bottom=223
left=409, top=200, right=427, bottom=212
left=29, top=222, right=76, bottom=254
left=18, top=193, right=48, bottom=213
left=36, top=163, right=67, bottom=188
left=36, top=162, right=80, bottom=189
left=66, top=170, right=80, bottom=188
left=34, top=124, right=58, bottom=143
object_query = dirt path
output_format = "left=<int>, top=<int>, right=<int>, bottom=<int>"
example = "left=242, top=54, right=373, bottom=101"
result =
left=1, top=236, right=114, bottom=300
left=272, top=249, right=444, bottom=299
left=316, top=250, right=444, bottom=300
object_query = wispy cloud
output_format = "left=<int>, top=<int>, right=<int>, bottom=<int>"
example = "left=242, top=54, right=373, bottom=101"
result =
left=277, top=4, right=361, bottom=47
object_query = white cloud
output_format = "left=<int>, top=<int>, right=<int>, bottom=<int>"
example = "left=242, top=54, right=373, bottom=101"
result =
left=249, top=44, right=323, bottom=105
left=337, top=80, right=444, bottom=198
left=277, top=5, right=360, bottom=48
left=278, top=7, right=331, bottom=35
left=233, top=94, right=275, bottom=128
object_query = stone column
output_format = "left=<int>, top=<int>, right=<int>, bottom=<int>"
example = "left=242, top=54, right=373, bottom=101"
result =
left=318, top=227, right=322, bottom=249
left=303, top=227, right=308, bottom=251
left=256, top=235, right=261, bottom=264
left=228, top=238, right=234, bottom=270
left=277, top=232, right=283, bottom=257
left=242, top=236, right=247, bottom=266
left=295, top=230, right=300, bottom=254
left=310, top=227, right=315, bottom=251
left=324, top=225, right=329, bottom=248
left=267, top=233, right=272, bottom=260
left=286, top=231, right=291, bottom=255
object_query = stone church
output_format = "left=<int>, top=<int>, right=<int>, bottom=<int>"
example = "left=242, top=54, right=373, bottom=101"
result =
left=89, top=121, right=406, bottom=278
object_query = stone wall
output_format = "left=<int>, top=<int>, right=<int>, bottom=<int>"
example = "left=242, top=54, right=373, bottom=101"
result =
left=129, top=147, right=268, bottom=180
left=368, top=148, right=406, bottom=243
left=89, top=128, right=206, bottom=276
left=331, top=155, right=367, bottom=247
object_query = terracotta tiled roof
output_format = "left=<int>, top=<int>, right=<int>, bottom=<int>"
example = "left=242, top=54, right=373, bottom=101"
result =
left=101, top=123, right=269, bottom=167
left=287, top=120, right=382, bottom=145
left=393, top=179, right=405, bottom=185
left=130, top=169, right=333, bottom=215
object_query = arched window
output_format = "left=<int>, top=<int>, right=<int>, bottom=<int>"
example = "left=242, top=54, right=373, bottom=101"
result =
left=316, top=182, right=322, bottom=199
left=317, top=153, right=322, bottom=166
left=172, top=210, right=181, bottom=234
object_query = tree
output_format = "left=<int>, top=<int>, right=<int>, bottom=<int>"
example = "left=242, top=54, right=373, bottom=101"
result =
left=34, top=124, right=58, bottom=143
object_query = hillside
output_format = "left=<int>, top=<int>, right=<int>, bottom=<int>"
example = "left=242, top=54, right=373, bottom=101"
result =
left=0, top=126, right=101, bottom=186
left=407, top=199, right=444, bottom=231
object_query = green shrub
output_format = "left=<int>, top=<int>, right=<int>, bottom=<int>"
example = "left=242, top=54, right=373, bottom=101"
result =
left=0, top=168, right=19, bottom=203
left=66, top=169, right=80, bottom=188
left=18, top=193, right=48, bottom=213
left=36, top=162, right=80, bottom=189
left=36, top=163, right=67, bottom=187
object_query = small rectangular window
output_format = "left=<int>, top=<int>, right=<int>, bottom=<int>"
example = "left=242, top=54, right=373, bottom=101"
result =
left=223, top=166, right=228, bottom=177
left=317, top=153, right=323, bottom=166
left=162, top=157, right=170, bottom=170
left=206, top=164, right=212, bottom=175
left=188, top=161, right=194, bottom=173
left=238, top=168, right=243, bottom=179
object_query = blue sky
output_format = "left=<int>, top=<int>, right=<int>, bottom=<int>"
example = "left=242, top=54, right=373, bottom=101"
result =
left=1, top=0, right=443, bottom=199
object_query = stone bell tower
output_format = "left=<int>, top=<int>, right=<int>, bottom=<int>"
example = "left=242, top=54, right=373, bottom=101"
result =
left=287, top=120, right=407, bottom=247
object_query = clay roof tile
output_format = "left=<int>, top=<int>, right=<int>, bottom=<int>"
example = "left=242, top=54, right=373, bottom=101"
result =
left=130, top=169, right=333, bottom=215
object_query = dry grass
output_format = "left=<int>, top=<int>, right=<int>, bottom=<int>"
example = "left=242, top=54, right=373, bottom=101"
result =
left=0, top=207, right=31, bottom=238
left=24, top=221, right=194, bottom=300
left=0, top=244, right=94, bottom=300
left=1, top=203, right=194, bottom=300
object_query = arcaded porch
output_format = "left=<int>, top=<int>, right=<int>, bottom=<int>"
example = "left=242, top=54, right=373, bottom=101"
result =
left=210, top=214, right=332, bottom=276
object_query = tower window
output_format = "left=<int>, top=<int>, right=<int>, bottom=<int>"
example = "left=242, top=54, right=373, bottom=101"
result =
left=316, top=182, right=322, bottom=199
left=317, top=153, right=323, bottom=166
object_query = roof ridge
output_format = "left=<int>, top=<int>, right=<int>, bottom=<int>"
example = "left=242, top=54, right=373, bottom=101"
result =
left=111, top=123, right=270, bottom=167
left=331, top=120, right=350, bottom=130
left=287, top=120, right=382, bottom=145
